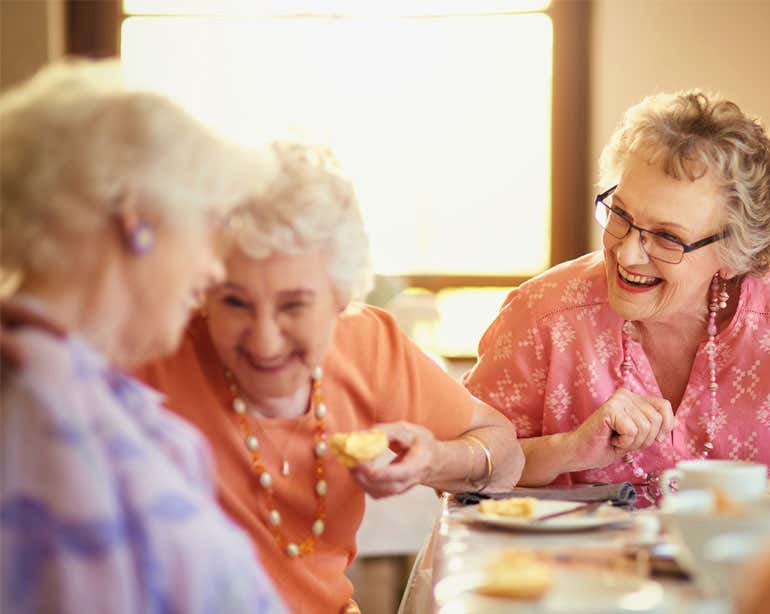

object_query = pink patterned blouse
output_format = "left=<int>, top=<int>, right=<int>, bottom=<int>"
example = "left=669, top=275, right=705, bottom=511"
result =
left=464, top=251, right=770, bottom=486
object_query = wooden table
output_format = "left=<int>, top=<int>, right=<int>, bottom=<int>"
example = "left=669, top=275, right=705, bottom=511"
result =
left=398, top=494, right=727, bottom=614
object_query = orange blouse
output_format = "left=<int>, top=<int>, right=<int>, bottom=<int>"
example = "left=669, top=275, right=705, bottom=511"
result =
left=136, top=305, right=475, bottom=613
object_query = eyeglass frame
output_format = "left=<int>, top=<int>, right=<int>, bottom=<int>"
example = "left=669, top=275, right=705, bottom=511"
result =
left=594, top=185, right=730, bottom=264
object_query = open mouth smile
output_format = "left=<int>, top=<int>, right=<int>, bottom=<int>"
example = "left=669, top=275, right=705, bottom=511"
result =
left=617, top=264, right=663, bottom=290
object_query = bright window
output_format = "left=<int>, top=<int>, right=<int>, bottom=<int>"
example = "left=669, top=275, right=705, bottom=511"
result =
left=120, top=1, right=552, bottom=278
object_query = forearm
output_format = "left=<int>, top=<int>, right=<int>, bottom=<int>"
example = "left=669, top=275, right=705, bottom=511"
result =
left=424, top=422, right=524, bottom=494
left=517, top=432, right=587, bottom=486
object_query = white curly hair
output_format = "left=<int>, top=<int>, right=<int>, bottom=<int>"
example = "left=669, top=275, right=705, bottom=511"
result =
left=227, top=140, right=373, bottom=303
left=1, top=58, right=257, bottom=279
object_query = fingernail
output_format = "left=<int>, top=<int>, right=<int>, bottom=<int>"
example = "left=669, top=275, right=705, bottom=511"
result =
left=657, top=434, right=665, bottom=443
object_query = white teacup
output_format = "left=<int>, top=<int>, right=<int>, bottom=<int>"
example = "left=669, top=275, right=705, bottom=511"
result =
left=661, top=460, right=768, bottom=502
left=662, top=504, right=770, bottom=599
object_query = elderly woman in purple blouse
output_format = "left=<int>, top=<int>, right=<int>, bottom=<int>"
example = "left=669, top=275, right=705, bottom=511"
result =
left=0, top=60, right=284, bottom=613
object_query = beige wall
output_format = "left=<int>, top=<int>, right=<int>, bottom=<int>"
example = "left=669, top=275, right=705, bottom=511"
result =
left=1, top=0, right=65, bottom=92
left=588, top=0, right=770, bottom=248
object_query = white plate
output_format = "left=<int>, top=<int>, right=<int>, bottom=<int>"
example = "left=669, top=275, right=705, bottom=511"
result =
left=457, top=499, right=632, bottom=532
left=434, top=567, right=664, bottom=613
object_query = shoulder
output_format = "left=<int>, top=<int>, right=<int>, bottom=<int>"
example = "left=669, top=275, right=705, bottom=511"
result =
left=743, top=272, right=770, bottom=314
left=499, top=251, right=608, bottom=324
left=333, top=303, right=404, bottom=348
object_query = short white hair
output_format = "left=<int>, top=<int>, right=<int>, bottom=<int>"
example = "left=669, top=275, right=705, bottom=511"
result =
left=1, top=59, right=257, bottom=278
left=228, top=140, right=373, bottom=302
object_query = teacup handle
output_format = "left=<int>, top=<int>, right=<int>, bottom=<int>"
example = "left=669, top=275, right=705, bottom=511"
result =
left=661, top=468, right=681, bottom=495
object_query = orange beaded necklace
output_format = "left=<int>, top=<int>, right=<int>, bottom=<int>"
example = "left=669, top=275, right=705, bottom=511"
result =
left=224, top=365, right=329, bottom=557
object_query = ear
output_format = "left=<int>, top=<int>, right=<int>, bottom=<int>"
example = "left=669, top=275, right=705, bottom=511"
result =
left=718, top=266, right=738, bottom=281
left=114, top=191, right=155, bottom=255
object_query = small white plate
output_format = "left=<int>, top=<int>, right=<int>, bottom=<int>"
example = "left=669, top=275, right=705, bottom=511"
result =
left=457, top=499, right=632, bottom=532
left=434, top=567, right=664, bottom=613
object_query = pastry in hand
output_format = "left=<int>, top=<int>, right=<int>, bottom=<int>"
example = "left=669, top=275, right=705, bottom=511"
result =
left=478, top=497, right=537, bottom=519
left=330, top=429, right=389, bottom=467
left=476, top=549, right=553, bottom=600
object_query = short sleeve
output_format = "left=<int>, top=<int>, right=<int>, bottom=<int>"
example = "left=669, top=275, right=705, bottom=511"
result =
left=463, top=288, right=548, bottom=438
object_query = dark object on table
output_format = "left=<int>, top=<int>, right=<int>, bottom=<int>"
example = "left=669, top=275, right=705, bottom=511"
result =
left=455, top=482, right=637, bottom=508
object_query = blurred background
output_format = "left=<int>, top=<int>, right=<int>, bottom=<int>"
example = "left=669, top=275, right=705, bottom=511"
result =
left=3, top=1, right=769, bottom=611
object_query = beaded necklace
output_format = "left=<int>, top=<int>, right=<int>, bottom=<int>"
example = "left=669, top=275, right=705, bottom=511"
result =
left=225, top=366, right=329, bottom=557
left=620, top=272, right=728, bottom=503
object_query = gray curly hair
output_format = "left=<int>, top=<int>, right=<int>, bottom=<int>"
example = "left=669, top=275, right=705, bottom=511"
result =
left=599, top=90, right=770, bottom=276
left=227, top=140, right=373, bottom=303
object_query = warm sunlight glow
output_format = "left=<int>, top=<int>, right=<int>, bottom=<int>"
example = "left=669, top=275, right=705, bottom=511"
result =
left=121, top=12, right=552, bottom=277
left=435, top=287, right=513, bottom=357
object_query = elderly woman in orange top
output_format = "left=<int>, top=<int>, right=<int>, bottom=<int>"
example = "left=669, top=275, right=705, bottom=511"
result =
left=464, top=90, right=770, bottom=504
left=136, top=141, right=525, bottom=614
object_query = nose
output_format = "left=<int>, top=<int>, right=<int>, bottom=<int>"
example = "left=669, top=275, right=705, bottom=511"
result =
left=614, top=227, right=650, bottom=266
left=244, top=311, right=285, bottom=358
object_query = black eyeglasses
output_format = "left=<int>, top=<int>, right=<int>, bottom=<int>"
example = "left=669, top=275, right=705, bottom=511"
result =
left=594, top=185, right=729, bottom=265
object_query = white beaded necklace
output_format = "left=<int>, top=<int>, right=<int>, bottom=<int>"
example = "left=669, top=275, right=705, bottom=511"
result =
left=620, top=272, right=728, bottom=503
left=225, top=366, right=329, bottom=557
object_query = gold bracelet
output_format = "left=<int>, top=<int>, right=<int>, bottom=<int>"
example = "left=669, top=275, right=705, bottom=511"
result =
left=463, top=434, right=494, bottom=493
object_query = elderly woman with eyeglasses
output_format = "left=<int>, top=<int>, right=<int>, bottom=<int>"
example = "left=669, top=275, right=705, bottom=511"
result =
left=464, top=90, right=770, bottom=503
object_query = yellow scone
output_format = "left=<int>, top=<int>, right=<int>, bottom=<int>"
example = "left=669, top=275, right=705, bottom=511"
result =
left=476, top=550, right=553, bottom=600
left=330, top=429, right=389, bottom=467
left=478, top=497, right=537, bottom=518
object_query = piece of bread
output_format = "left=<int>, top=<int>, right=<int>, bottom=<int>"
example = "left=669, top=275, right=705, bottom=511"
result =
left=330, top=429, right=389, bottom=467
left=478, top=497, right=538, bottom=518
left=476, top=550, right=553, bottom=600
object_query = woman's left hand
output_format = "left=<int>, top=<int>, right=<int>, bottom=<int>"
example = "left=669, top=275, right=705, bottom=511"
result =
left=349, top=421, right=437, bottom=499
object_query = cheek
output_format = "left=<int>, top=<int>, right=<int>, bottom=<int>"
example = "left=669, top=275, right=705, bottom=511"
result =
left=300, top=313, right=338, bottom=357
left=207, top=314, right=246, bottom=354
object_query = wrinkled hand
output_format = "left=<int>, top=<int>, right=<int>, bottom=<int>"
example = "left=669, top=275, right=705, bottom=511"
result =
left=571, top=388, right=675, bottom=470
left=350, top=421, right=438, bottom=499
left=0, top=302, right=65, bottom=368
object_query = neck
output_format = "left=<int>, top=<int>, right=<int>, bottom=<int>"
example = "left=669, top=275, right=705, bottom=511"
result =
left=237, top=380, right=312, bottom=420
left=19, top=262, right=135, bottom=368
left=634, top=276, right=740, bottom=348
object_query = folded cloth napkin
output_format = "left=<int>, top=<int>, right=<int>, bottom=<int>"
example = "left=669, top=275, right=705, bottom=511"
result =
left=454, top=482, right=637, bottom=508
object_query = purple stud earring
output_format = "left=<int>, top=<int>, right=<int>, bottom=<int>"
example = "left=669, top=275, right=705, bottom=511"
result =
left=128, top=223, right=155, bottom=254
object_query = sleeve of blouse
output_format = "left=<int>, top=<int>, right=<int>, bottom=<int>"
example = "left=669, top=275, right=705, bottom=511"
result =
left=360, top=306, right=476, bottom=441
left=462, top=288, right=548, bottom=438
left=1, top=356, right=286, bottom=614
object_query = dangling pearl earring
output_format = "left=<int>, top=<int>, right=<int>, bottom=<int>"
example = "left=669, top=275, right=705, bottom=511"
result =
left=128, top=223, right=155, bottom=254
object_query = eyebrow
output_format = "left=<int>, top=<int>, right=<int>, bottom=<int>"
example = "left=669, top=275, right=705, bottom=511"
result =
left=222, top=282, right=247, bottom=292
left=221, top=283, right=315, bottom=299
left=278, top=289, right=316, bottom=300
left=613, top=194, right=689, bottom=232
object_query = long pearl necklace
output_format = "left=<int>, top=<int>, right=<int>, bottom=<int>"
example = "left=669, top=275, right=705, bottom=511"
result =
left=225, top=366, right=329, bottom=557
left=620, top=272, right=728, bottom=501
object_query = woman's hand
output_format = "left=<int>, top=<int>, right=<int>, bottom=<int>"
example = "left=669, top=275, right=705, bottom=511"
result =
left=570, top=387, right=675, bottom=469
left=349, top=421, right=438, bottom=499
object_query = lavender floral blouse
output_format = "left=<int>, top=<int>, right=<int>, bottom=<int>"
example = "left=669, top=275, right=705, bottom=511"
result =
left=1, top=326, right=285, bottom=614
left=464, top=252, right=770, bottom=486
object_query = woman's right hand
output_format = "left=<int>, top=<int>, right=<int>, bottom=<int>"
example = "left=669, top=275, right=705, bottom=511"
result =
left=569, top=387, right=675, bottom=470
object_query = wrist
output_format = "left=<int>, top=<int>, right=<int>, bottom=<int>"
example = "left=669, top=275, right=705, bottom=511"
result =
left=463, top=434, right=494, bottom=492
left=560, top=429, right=595, bottom=473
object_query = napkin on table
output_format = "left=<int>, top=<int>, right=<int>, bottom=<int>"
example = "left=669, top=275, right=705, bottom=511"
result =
left=454, top=482, right=637, bottom=508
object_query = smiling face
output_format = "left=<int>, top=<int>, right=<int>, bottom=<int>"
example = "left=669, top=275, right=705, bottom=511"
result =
left=204, top=248, right=344, bottom=404
left=602, top=153, right=729, bottom=324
